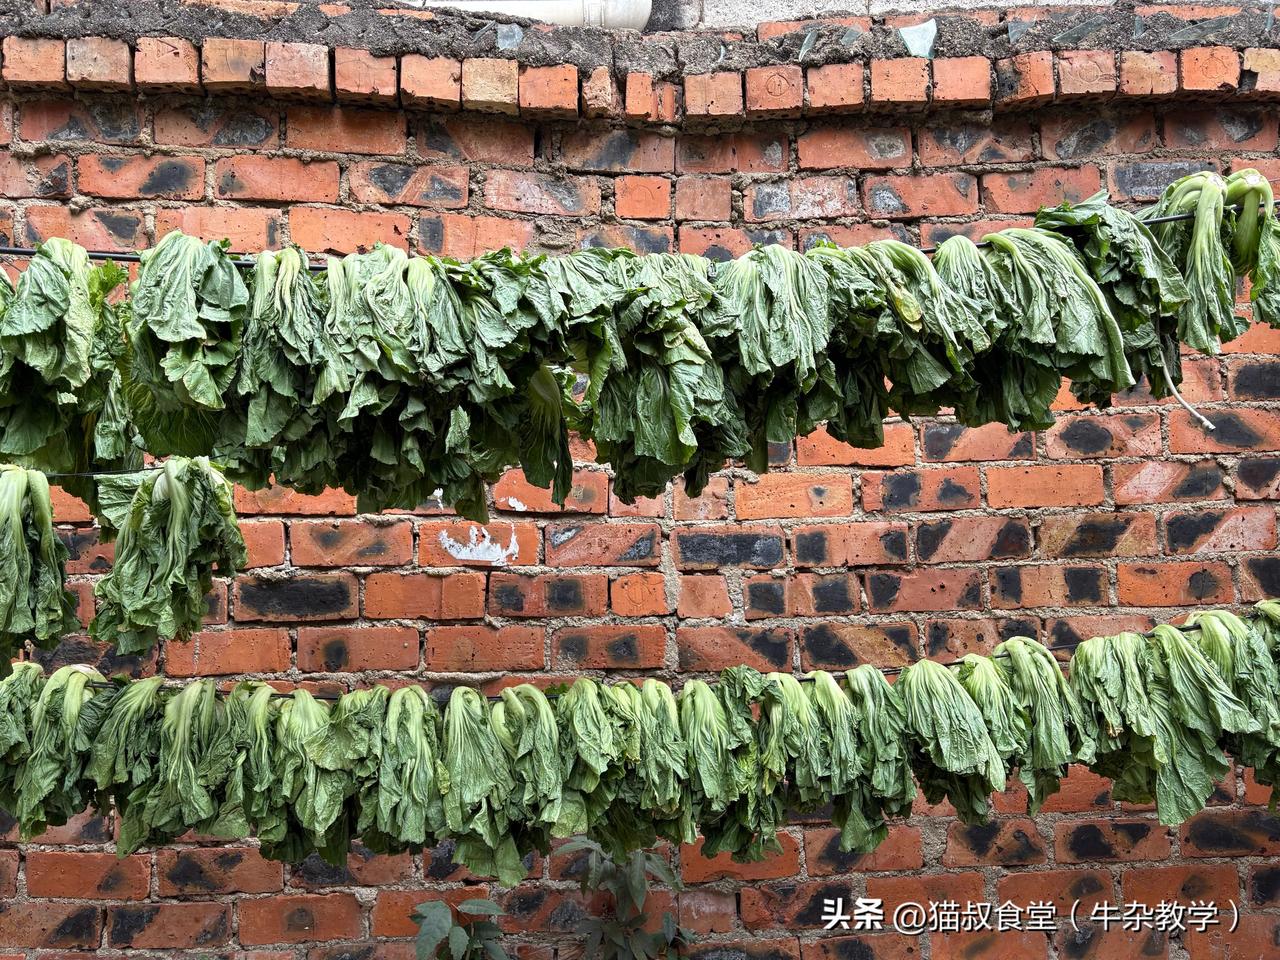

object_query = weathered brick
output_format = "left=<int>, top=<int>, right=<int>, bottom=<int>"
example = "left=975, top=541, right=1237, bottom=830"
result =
left=553, top=624, right=666, bottom=669
left=350, top=161, right=468, bottom=208
left=291, top=519, right=413, bottom=566
left=1057, top=49, right=1117, bottom=97
left=107, top=903, right=230, bottom=949
left=915, top=516, right=1032, bottom=563
left=870, top=57, right=928, bottom=105
left=1164, top=507, right=1276, bottom=554
left=1114, top=460, right=1226, bottom=504
left=426, top=624, right=542, bottom=671
left=238, top=894, right=361, bottom=945
left=233, top=575, right=358, bottom=623
left=1038, top=512, right=1157, bottom=558
left=202, top=37, right=265, bottom=92
left=519, top=64, right=578, bottom=117
left=27, top=851, right=150, bottom=900
left=1120, top=50, right=1177, bottom=96
left=991, top=564, right=1109, bottom=608
left=0, top=902, right=100, bottom=947
left=157, top=847, right=283, bottom=895
left=797, top=125, right=910, bottom=170
left=290, top=207, right=411, bottom=253
left=489, top=572, right=607, bottom=618
left=461, top=58, right=519, bottom=114
left=363, top=571, right=486, bottom=619
left=167, top=628, right=291, bottom=676
left=335, top=46, right=397, bottom=102
left=420, top=521, right=538, bottom=566
left=135, top=36, right=200, bottom=92
left=684, top=72, right=743, bottom=116
left=2, top=38, right=67, bottom=88
left=678, top=625, right=793, bottom=672
left=864, top=568, right=983, bottom=612
left=805, top=62, right=864, bottom=112
left=401, top=55, right=461, bottom=109
left=681, top=835, right=800, bottom=882
left=66, top=37, right=132, bottom=91
left=943, top=819, right=1046, bottom=866
left=995, top=51, right=1054, bottom=106
left=799, top=622, right=919, bottom=669
left=216, top=156, right=339, bottom=202
left=614, top=174, right=671, bottom=220
left=986, top=465, right=1105, bottom=508
left=265, top=41, right=330, bottom=99
left=611, top=572, right=669, bottom=616
left=1181, top=46, right=1240, bottom=93
left=287, top=105, right=406, bottom=155
left=746, top=65, right=803, bottom=115
left=863, top=173, right=977, bottom=218
left=78, top=154, right=204, bottom=200
left=485, top=170, right=600, bottom=216
left=1117, top=561, right=1234, bottom=606
left=297, top=625, right=418, bottom=671
left=547, top=522, right=660, bottom=566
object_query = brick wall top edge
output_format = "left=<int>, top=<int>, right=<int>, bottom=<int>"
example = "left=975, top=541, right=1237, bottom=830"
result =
left=6, top=0, right=1279, bottom=78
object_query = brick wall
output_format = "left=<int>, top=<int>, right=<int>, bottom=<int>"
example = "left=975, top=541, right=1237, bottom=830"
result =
left=2, top=9, right=1280, bottom=960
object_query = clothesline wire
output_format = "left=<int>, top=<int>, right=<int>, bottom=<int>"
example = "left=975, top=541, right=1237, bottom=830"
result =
left=68, top=614, right=1253, bottom=704
left=0, top=201, right=1262, bottom=271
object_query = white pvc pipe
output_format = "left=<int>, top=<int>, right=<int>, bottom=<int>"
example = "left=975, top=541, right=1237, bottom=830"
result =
left=403, top=0, right=651, bottom=29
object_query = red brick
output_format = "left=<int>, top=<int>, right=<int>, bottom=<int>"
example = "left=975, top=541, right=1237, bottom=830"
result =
left=759, top=16, right=869, bottom=39
left=674, top=177, right=731, bottom=220
left=611, top=572, right=669, bottom=616
left=157, top=847, right=283, bottom=895
left=797, top=125, right=910, bottom=171
left=78, top=154, right=204, bottom=200
left=864, top=172, right=977, bottom=218
left=489, top=572, right=607, bottom=617
left=684, top=72, right=743, bottom=116
left=1119, top=50, right=1178, bottom=97
left=298, top=625, right=418, bottom=671
left=681, top=835, right=800, bottom=882
left=581, top=65, right=622, bottom=118
left=519, top=64, right=578, bottom=116
left=494, top=469, right=607, bottom=514
left=1041, top=113, right=1157, bottom=161
left=420, top=116, right=534, bottom=165
left=0, top=902, right=99, bottom=948
left=26, top=851, right=150, bottom=900
left=865, top=568, right=983, bottom=612
left=624, top=72, right=678, bottom=122
left=678, top=625, right=793, bottom=672
left=1243, top=47, right=1280, bottom=97
left=798, top=622, right=918, bottom=670
left=986, top=465, right=1105, bottom=508
left=991, top=564, right=1108, bottom=608
left=22, top=205, right=147, bottom=250
left=291, top=518, right=413, bottom=566
left=374, top=887, right=492, bottom=937
left=792, top=522, right=908, bottom=567
left=1181, top=46, right=1240, bottom=93
left=984, top=166, right=1103, bottom=213
left=485, top=169, right=600, bottom=216
left=135, top=36, right=200, bottom=92
left=20, top=99, right=143, bottom=143
left=562, top=129, right=676, bottom=173
left=265, top=41, right=329, bottom=99
left=862, top=466, right=980, bottom=512
left=1037, top=512, right=1156, bottom=558
left=1055, top=818, right=1171, bottom=863
left=420, top=520, right=538, bottom=566
left=233, top=574, right=358, bottom=623
left=462, top=58, right=519, bottom=114
left=287, top=106, right=405, bottom=158
left=107, top=903, right=230, bottom=948
left=0, top=153, right=71, bottom=198
left=546, top=522, right=659, bottom=566
left=239, top=519, right=285, bottom=568
left=350, top=161, right=467, bottom=208
left=156, top=207, right=282, bottom=251
left=803, top=824, right=922, bottom=874
left=1045, top=412, right=1161, bottom=458
left=1165, top=506, right=1276, bottom=553
left=676, top=132, right=787, bottom=174
left=1057, top=49, right=1117, bottom=97
left=427, top=213, right=535, bottom=259
left=216, top=156, right=338, bottom=202
left=679, top=890, right=736, bottom=935
left=335, top=46, right=397, bottom=102
left=239, top=894, right=362, bottom=945
left=798, top=424, right=915, bottom=466
left=943, top=819, right=1046, bottom=866
left=1167, top=107, right=1278, bottom=151
left=553, top=624, right=666, bottom=669
left=290, top=207, right=411, bottom=254
left=1169, top=408, right=1280, bottom=453
left=866, top=873, right=984, bottom=911
left=1121, top=864, right=1240, bottom=905
left=805, top=62, right=864, bottom=112
left=995, top=50, right=1054, bottom=106
left=931, top=56, right=991, bottom=105
left=916, top=516, right=1031, bottom=563
left=1117, top=561, right=1234, bottom=606
left=1187, top=913, right=1280, bottom=960
left=363, top=571, right=485, bottom=619
left=2, top=38, right=67, bottom=89
left=425, top=624, right=542, bottom=671
left=615, top=175, right=671, bottom=220
left=1237, top=457, right=1280, bottom=499
left=235, top=485, right=356, bottom=516
left=167, top=628, right=291, bottom=676
left=401, top=55, right=461, bottom=109
left=870, top=57, right=928, bottom=105
left=678, top=575, right=732, bottom=618
left=202, top=37, right=265, bottom=92
left=746, top=65, right=803, bottom=115
left=738, top=473, right=852, bottom=519
left=66, top=37, right=132, bottom=91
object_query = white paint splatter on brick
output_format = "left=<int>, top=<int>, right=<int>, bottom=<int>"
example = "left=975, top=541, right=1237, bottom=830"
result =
left=436, top=524, right=521, bottom=565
